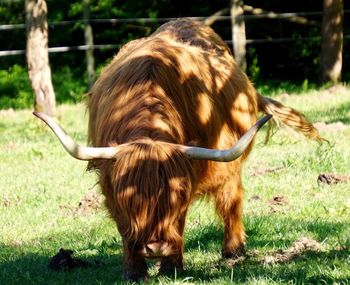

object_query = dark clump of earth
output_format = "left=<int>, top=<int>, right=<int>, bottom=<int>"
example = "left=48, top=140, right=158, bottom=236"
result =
left=48, top=248, right=89, bottom=270
left=48, top=248, right=103, bottom=271
left=317, top=173, right=350, bottom=185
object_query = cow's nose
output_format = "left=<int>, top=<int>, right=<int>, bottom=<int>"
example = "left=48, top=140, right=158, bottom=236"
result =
left=143, top=241, right=171, bottom=257
left=146, top=241, right=162, bottom=254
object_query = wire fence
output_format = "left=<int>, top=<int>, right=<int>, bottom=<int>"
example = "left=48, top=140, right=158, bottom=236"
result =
left=0, top=10, right=349, bottom=57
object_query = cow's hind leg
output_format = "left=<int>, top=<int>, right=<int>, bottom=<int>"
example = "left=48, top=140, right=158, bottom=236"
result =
left=214, top=177, right=246, bottom=258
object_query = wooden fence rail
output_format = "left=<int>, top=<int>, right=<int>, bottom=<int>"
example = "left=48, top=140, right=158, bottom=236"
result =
left=1, top=9, right=348, bottom=82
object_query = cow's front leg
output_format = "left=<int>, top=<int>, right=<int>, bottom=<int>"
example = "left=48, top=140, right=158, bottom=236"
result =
left=159, top=254, right=183, bottom=275
left=159, top=216, right=185, bottom=275
left=215, top=179, right=246, bottom=258
left=123, top=245, right=148, bottom=281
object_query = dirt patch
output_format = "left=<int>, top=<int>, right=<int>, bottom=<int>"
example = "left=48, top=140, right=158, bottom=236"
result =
left=325, top=85, right=348, bottom=94
left=268, top=195, right=288, bottom=206
left=75, top=191, right=100, bottom=214
left=275, top=93, right=290, bottom=102
left=0, top=108, right=15, bottom=117
left=3, top=142, right=19, bottom=151
left=221, top=237, right=322, bottom=269
left=250, top=166, right=285, bottom=177
left=248, top=195, right=261, bottom=202
left=224, top=255, right=247, bottom=268
left=10, top=240, right=22, bottom=247
left=314, top=122, right=347, bottom=132
left=263, top=237, right=321, bottom=264
left=267, top=195, right=289, bottom=213
left=60, top=191, right=100, bottom=216
left=317, top=173, right=350, bottom=185
left=1, top=195, right=21, bottom=207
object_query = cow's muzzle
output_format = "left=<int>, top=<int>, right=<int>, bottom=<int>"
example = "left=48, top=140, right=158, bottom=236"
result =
left=140, top=241, right=174, bottom=258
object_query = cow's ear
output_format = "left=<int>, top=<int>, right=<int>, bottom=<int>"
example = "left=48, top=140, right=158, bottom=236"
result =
left=83, top=91, right=92, bottom=99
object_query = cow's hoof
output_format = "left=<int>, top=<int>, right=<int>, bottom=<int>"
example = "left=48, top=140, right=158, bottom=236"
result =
left=222, top=244, right=246, bottom=259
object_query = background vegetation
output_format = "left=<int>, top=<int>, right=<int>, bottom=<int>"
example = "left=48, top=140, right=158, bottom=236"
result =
left=0, top=0, right=349, bottom=109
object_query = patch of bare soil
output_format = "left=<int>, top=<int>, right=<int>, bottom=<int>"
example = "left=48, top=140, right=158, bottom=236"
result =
left=221, top=237, right=322, bottom=269
left=250, top=166, right=285, bottom=177
left=75, top=191, right=100, bottom=214
left=60, top=191, right=100, bottom=216
left=3, top=142, right=18, bottom=151
left=317, top=173, right=350, bottom=185
left=275, top=93, right=290, bottom=102
left=267, top=195, right=288, bottom=206
left=325, top=85, right=348, bottom=94
left=1, top=195, right=21, bottom=207
left=10, top=240, right=22, bottom=247
left=0, top=108, right=15, bottom=116
left=267, top=195, right=289, bottom=214
left=263, top=237, right=321, bottom=264
left=224, top=255, right=247, bottom=268
left=314, top=122, right=347, bottom=132
left=268, top=196, right=288, bottom=206
left=248, top=195, right=261, bottom=202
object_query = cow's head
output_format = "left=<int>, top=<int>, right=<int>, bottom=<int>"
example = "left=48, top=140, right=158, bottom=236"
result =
left=105, top=139, right=193, bottom=257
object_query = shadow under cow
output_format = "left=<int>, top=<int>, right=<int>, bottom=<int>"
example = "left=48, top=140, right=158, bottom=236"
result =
left=0, top=214, right=349, bottom=284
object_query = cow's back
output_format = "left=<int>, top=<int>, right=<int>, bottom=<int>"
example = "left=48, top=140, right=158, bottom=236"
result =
left=87, top=19, right=258, bottom=167
left=153, top=18, right=231, bottom=56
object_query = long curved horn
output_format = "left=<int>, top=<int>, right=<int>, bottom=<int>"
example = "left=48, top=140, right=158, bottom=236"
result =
left=179, top=114, right=272, bottom=162
left=34, top=112, right=271, bottom=162
left=33, top=112, right=120, bottom=160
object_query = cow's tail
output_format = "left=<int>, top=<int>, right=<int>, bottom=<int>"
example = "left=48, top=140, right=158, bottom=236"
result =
left=257, top=94, right=324, bottom=142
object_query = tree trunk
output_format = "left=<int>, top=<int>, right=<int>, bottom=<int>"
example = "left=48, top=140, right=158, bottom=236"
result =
left=25, top=0, right=56, bottom=116
left=230, top=0, right=247, bottom=72
left=83, top=0, right=95, bottom=88
left=320, top=0, right=343, bottom=83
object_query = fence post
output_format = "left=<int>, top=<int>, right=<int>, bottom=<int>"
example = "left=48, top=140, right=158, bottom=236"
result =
left=320, top=0, right=343, bottom=83
left=83, top=0, right=95, bottom=88
left=230, top=0, right=247, bottom=72
left=25, top=0, right=56, bottom=116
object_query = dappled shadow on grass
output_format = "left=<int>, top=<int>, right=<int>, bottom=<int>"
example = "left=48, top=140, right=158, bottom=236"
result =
left=181, top=216, right=349, bottom=283
left=185, top=216, right=349, bottom=252
left=181, top=249, right=350, bottom=285
left=185, top=222, right=223, bottom=252
left=245, top=216, right=349, bottom=250
left=0, top=216, right=349, bottom=284
left=180, top=251, right=350, bottom=284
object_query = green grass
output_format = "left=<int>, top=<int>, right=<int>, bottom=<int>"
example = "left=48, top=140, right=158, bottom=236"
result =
left=1, top=87, right=350, bottom=284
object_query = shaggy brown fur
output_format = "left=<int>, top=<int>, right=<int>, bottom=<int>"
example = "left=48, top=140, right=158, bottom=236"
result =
left=86, top=18, right=321, bottom=280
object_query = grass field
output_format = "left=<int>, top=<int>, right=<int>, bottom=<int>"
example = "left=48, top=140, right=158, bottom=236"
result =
left=0, top=86, right=349, bottom=284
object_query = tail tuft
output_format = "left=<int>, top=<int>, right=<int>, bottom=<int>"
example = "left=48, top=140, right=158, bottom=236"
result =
left=258, top=95, right=325, bottom=142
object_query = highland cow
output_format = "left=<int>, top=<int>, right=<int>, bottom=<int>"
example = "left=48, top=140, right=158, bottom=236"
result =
left=34, top=19, right=321, bottom=280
